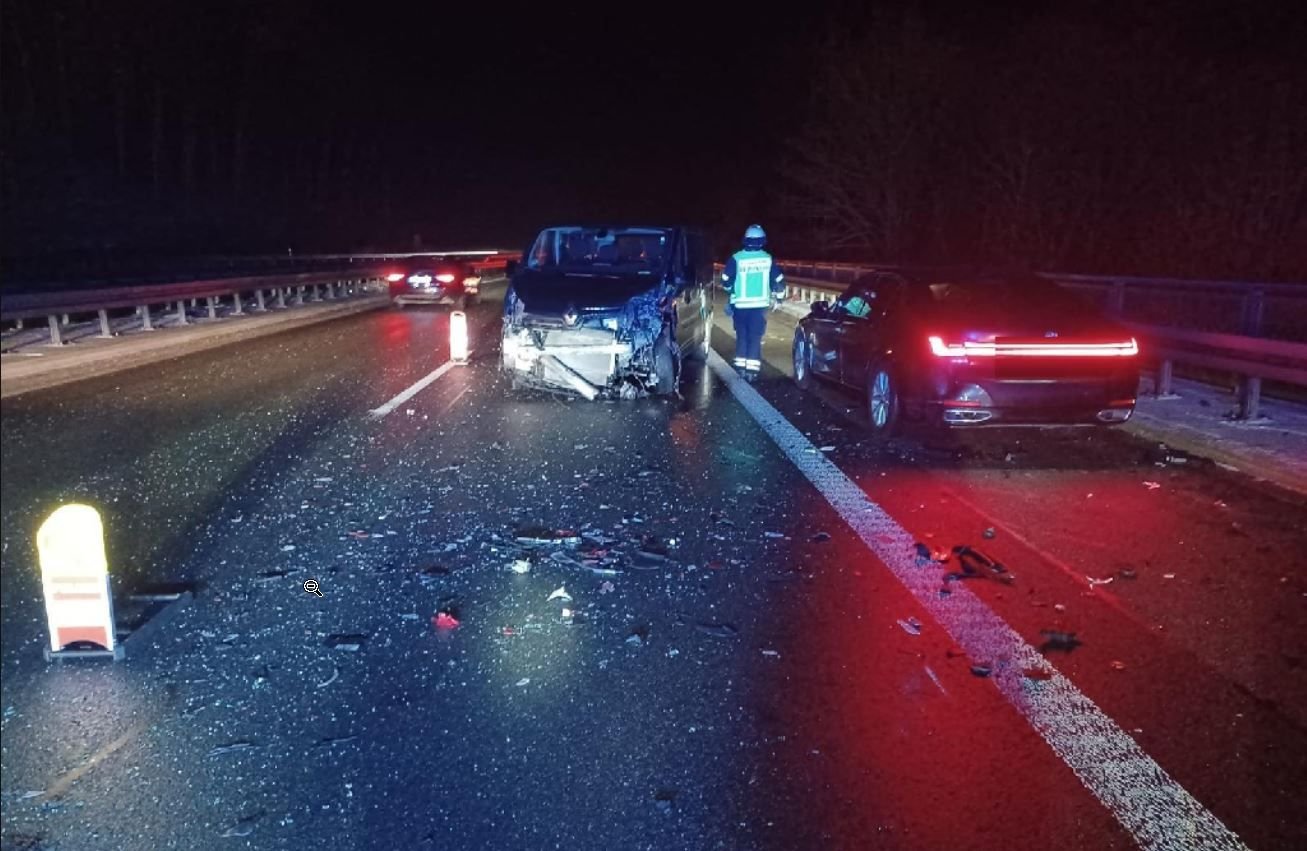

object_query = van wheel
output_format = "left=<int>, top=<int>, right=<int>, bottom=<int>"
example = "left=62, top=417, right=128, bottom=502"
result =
left=653, top=335, right=678, bottom=395
left=866, top=365, right=901, bottom=437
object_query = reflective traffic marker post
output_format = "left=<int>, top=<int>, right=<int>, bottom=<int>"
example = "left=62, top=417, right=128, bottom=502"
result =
left=450, top=311, right=470, bottom=364
left=37, top=504, right=122, bottom=661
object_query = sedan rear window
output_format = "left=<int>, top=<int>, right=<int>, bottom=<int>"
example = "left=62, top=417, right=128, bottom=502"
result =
left=927, top=277, right=1083, bottom=309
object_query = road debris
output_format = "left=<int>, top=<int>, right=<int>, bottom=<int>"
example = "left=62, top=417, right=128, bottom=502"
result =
left=695, top=622, right=738, bottom=638
left=896, top=617, right=922, bottom=636
left=316, top=666, right=340, bottom=688
left=325, top=634, right=368, bottom=651
left=1110, top=660, right=1127, bottom=671
left=654, top=790, right=677, bottom=813
left=764, top=531, right=786, bottom=539
left=762, top=649, right=781, bottom=658
left=509, top=559, right=531, bottom=574
left=599, top=581, right=616, bottom=594
left=1039, top=630, right=1082, bottom=653
left=515, top=678, right=531, bottom=687
left=970, top=665, right=992, bottom=678
left=924, top=665, right=948, bottom=695
left=313, top=735, right=358, bottom=749
left=515, top=527, right=581, bottom=547
left=1163, top=573, right=1176, bottom=580
left=433, top=612, right=460, bottom=630
left=982, top=527, right=996, bottom=539
left=547, top=586, right=572, bottom=603
left=810, top=531, right=832, bottom=543
left=1086, top=575, right=1115, bottom=588
left=1118, top=568, right=1138, bottom=580
left=1143, top=481, right=1162, bottom=490
left=208, top=740, right=257, bottom=757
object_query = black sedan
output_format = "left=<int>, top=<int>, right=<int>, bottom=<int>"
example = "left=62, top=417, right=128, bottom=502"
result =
left=792, top=268, right=1140, bottom=435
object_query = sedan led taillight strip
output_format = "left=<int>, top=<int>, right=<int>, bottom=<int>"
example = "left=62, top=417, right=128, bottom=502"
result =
left=928, top=336, right=1138, bottom=357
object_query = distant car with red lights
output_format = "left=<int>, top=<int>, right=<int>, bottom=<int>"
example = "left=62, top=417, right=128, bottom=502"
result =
left=792, top=268, right=1140, bottom=435
left=386, top=257, right=482, bottom=308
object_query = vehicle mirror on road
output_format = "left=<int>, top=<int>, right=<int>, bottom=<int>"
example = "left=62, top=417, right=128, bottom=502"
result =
left=811, top=301, right=829, bottom=316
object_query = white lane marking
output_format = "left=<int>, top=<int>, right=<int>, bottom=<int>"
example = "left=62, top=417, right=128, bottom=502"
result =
left=368, top=360, right=458, bottom=420
left=706, top=350, right=1247, bottom=851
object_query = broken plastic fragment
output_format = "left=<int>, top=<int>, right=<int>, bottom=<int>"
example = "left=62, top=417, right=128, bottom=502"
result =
left=547, top=586, right=572, bottom=603
left=694, top=623, right=738, bottom=638
left=433, top=612, right=460, bottom=630
left=325, top=634, right=368, bottom=651
left=1086, top=575, right=1115, bottom=587
left=896, top=618, right=922, bottom=636
left=982, top=527, right=996, bottom=539
left=1039, top=630, right=1082, bottom=653
left=970, top=665, right=992, bottom=678
left=1110, top=660, right=1127, bottom=671
left=1143, top=481, right=1161, bottom=490
left=516, top=678, right=531, bottom=687
left=510, top=559, right=531, bottom=574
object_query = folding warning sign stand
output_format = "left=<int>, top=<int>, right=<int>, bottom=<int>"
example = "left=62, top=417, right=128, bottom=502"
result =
left=37, top=504, right=124, bottom=662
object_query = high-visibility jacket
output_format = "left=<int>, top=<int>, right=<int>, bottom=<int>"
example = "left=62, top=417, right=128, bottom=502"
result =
left=722, top=249, right=784, bottom=309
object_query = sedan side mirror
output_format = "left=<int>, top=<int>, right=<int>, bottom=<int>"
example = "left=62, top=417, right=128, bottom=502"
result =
left=505, top=259, right=519, bottom=276
left=810, top=301, right=830, bottom=317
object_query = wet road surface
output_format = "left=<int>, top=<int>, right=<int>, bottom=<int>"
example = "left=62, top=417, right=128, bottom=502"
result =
left=2, top=289, right=1305, bottom=850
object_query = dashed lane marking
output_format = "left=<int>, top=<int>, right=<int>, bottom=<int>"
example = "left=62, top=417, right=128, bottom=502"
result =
left=367, top=360, right=459, bottom=420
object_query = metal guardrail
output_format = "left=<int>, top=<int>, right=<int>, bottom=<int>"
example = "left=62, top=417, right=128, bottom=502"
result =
left=1, top=268, right=387, bottom=347
left=0, top=250, right=515, bottom=348
left=728, top=259, right=1307, bottom=420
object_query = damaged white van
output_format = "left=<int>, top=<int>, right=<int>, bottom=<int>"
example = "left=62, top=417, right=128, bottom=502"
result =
left=500, top=225, right=713, bottom=399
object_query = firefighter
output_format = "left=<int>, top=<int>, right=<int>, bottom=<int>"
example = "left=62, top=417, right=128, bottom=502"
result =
left=721, top=224, right=786, bottom=381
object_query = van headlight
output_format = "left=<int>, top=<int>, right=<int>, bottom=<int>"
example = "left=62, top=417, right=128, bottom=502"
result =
left=603, top=318, right=619, bottom=331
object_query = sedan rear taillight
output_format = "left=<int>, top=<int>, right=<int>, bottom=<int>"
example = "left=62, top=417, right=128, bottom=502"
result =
left=463, top=276, right=481, bottom=290
left=928, top=336, right=1137, bottom=358
left=386, top=273, right=405, bottom=282
left=435, top=273, right=456, bottom=284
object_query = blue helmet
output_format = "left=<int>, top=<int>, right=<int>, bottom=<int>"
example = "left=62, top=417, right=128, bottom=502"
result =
left=743, top=224, right=766, bottom=250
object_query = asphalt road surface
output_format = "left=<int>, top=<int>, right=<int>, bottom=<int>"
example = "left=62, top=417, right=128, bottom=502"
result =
left=2, top=287, right=1305, bottom=850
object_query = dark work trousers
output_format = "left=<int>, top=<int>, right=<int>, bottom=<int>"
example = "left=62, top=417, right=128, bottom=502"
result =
left=732, top=307, right=767, bottom=371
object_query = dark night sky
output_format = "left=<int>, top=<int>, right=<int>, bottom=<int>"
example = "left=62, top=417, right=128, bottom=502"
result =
left=2, top=0, right=1305, bottom=268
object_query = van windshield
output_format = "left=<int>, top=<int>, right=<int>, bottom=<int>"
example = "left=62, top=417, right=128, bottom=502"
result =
left=526, top=227, right=672, bottom=276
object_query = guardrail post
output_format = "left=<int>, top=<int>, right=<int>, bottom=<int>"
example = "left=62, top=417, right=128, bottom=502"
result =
left=232, top=292, right=244, bottom=315
left=98, top=309, right=112, bottom=337
left=312, top=284, right=322, bottom=302
left=1108, top=281, right=1126, bottom=316
left=1241, top=288, right=1265, bottom=336
left=1237, top=377, right=1263, bottom=420
left=175, top=300, right=188, bottom=326
left=140, top=304, right=153, bottom=331
left=46, top=314, right=64, bottom=346
left=1157, top=358, right=1174, bottom=397
left=277, top=287, right=287, bottom=308
left=206, top=296, right=217, bottom=319
left=255, top=289, right=267, bottom=312
left=296, top=286, right=305, bottom=306
left=62, top=313, right=71, bottom=325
